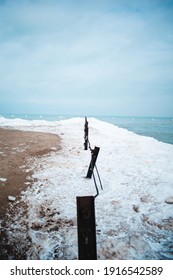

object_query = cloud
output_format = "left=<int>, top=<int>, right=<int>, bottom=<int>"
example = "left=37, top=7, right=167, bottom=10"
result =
left=0, top=0, right=173, bottom=116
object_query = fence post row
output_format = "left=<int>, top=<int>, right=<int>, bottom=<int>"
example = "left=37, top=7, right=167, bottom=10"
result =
left=77, top=117, right=102, bottom=260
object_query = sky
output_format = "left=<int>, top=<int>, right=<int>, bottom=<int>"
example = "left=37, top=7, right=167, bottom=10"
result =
left=0, top=0, right=173, bottom=117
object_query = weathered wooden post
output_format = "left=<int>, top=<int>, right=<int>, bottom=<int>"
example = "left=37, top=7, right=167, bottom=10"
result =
left=76, top=196, right=97, bottom=260
left=86, top=146, right=100, bottom=178
left=84, top=117, right=89, bottom=150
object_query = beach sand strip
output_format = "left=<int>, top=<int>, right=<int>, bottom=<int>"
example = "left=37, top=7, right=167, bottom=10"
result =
left=0, top=128, right=61, bottom=259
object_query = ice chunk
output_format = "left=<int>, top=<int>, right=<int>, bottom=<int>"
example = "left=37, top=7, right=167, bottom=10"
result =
left=8, top=196, right=16, bottom=202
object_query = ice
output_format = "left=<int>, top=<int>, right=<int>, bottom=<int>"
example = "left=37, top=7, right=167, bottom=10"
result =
left=8, top=196, right=16, bottom=202
left=0, top=117, right=173, bottom=259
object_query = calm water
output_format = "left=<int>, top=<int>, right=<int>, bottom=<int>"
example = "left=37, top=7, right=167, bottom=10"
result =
left=98, top=116, right=173, bottom=145
left=1, top=114, right=173, bottom=145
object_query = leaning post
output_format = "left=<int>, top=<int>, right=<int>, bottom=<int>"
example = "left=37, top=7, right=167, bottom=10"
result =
left=86, top=146, right=100, bottom=178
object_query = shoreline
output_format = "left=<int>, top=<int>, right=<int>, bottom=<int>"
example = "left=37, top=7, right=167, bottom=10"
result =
left=0, top=115, right=173, bottom=145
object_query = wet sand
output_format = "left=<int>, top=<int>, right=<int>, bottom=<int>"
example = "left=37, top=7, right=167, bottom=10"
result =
left=0, top=128, right=61, bottom=220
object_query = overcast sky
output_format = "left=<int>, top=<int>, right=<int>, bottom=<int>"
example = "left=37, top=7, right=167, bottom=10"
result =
left=0, top=0, right=173, bottom=117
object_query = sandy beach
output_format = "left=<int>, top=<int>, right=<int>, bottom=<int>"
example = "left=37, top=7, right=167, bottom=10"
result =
left=0, top=128, right=61, bottom=259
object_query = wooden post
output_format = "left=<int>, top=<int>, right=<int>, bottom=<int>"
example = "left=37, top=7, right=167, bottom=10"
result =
left=84, top=117, right=89, bottom=150
left=86, top=146, right=100, bottom=178
left=76, top=196, right=97, bottom=260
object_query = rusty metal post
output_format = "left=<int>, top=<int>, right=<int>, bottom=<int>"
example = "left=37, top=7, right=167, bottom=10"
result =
left=86, top=146, right=100, bottom=178
left=84, top=117, right=89, bottom=150
left=76, top=196, right=97, bottom=260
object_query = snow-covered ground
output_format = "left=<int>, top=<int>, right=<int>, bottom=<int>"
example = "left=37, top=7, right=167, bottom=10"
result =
left=0, top=116, right=173, bottom=259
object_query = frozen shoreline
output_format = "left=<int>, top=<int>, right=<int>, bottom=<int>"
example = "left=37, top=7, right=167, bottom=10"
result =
left=0, top=116, right=173, bottom=259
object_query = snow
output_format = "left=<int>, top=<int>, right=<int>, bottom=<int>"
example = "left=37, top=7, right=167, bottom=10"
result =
left=0, top=178, right=7, bottom=182
left=0, top=116, right=173, bottom=259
